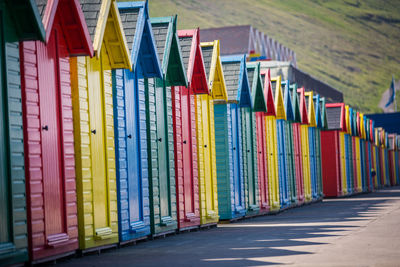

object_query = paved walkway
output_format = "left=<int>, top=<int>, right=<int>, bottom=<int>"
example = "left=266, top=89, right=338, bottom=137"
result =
left=54, top=187, right=400, bottom=266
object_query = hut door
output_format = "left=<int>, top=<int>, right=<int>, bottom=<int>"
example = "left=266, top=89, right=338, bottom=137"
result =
left=256, top=113, right=268, bottom=208
left=201, top=95, right=214, bottom=214
left=244, top=108, right=256, bottom=208
left=308, top=128, right=316, bottom=196
left=124, top=70, right=145, bottom=230
left=181, top=87, right=194, bottom=218
left=87, top=49, right=111, bottom=237
left=230, top=104, right=242, bottom=211
left=155, top=83, right=172, bottom=222
left=277, top=121, right=287, bottom=203
left=0, top=12, right=11, bottom=248
left=37, top=29, right=69, bottom=245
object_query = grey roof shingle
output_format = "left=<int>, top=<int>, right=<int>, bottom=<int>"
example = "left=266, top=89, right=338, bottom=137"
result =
left=178, top=36, right=193, bottom=75
left=80, top=0, right=102, bottom=42
left=222, top=61, right=241, bottom=102
left=119, top=7, right=140, bottom=54
left=247, top=68, right=255, bottom=93
left=35, top=0, right=47, bottom=20
left=326, top=106, right=342, bottom=130
left=151, top=22, right=169, bottom=69
left=201, top=45, right=213, bottom=82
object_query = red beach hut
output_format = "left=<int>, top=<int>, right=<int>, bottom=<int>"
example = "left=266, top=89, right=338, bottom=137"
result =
left=175, top=29, right=208, bottom=230
left=321, top=103, right=346, bottom=197
left=20, top=0, right=92, bottom=261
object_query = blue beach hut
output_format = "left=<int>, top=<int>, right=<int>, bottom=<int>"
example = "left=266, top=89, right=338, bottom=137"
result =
left=113, top=1, right=162, bottom=243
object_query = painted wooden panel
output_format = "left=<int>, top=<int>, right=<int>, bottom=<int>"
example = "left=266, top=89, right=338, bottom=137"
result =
left=315, top=128, right=323, bottom=198
left=195, top=94, right=219, bottom=225
left=308, top=127, right=318, bottom=200
left=113, top=69, right=151, bottom=242
left=300, top=125, right=312, bottom=202
left=378, top=147, right=385, bottom=186
left=71, top=50, right=118, bottom=249
left=172, top=85, right=200, bottom=229
left=355, top=137, right=362, bottom=192
left=292, top=123, right=305, bottom=204
left=395, top=151, right=400, bottom=185
left=339, top=132, right=348, bottom=195
left=366, top=141, right=373, bottom=191
left=384, top=148, right=390, bottom=186
left=21, top=19, right=79, bottom=260
left=214, top=104, right=246, bottom=220
left=374, top=145, right=381, bottom=187
left=345, top=134, right=353, bottom=194
left=230, top=104, right=246, bottom=217
left=0, top=6, right=29, bottom=265
left=256, top=112, right=269, bottom=213
left=241, top=107, right=259, bottom=216
left=285, top=121, right=297, bottom=205
left=277, top=119, right=290, bottom=209
left=144, top=79, right=177, bottom=234
left=266, top=116, right=280, bottom=211
left=360, top=139, right=367, bottom=192
left=321, top=131, right=341, bottom=197
left=351, top=137, right=359, bottom=192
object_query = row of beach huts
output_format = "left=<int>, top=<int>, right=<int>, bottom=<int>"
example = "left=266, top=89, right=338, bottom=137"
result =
left=1, top=0, right=399, bottom=265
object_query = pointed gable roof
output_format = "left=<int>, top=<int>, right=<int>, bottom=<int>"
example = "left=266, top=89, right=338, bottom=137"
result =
left=81, top=0, right=130, bottom=68
left=221, top=55, right=251, bottom=107
left=356, top=112, right=361, bottom=137
left=345, top=105, right=351, bottom=134
left=151, top=16, right=187, bottom=86
left=364, top=116, right=369, bottom=140
left=349, top=108, right=356, bottom=136
left=260, top=69, right=276, bottom=116
left=297, top=87, right=309, bottom=125
left=313, top=94, right=322, bottom=128
left=360, top=113, right=365, bottom=139
left=304, top=91, right=316, bottom=127
left=118, top=1, right=161, bottom=77
left=282, top=79, right=294, bottom=121
left=289, top=83, right=302, bottom=123
left=200, top=40, right=228, bottom=101
left=6, top=0, right=45, bottom=41
left=319, top=97, right=328, bottom=129
left=178, top=29, right=208, bottom=94
left=35, top=0, right=93, bottom=56
left=325, top=103, right=346, bottom=131
left=246, top=62, right=267, bottom=112
left=270, top=76, right=286, bottom=120
left=370, top=119, right=374, bottom=143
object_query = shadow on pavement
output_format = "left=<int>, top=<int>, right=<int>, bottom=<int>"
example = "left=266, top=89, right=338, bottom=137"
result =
left=51, top=186, right=400, bottom=266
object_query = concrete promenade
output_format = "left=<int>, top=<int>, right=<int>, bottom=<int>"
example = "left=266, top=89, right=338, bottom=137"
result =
left=54, top=187, right=400, bottom=266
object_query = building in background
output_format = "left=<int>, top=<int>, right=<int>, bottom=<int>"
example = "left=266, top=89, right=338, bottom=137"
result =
left=201, top=25, right=296, bottom=66
left=201, top=26, right=343, bottom=103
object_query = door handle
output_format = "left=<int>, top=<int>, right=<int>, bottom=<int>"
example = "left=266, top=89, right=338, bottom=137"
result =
left=183, top=140, right=187, bottom=144
left=91, top=129, right=96, bottom=134
left=127, top=134, right=132, bottom=139
left=158, top=138, right=162, bottom=142
left=233, top=147, right=236, bottom=150
left=42, top=125, right=48, bottom=131
left=204, top=144, right=207, bottom=148
left=259, top=151, right=262, bottom=154
left=247, top=149, right=250, bottom=153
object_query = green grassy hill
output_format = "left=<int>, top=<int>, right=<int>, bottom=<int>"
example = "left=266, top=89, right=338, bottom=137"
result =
left=148, top=0, right=400, bottom=113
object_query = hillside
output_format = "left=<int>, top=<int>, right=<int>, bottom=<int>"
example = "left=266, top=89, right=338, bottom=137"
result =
left=148, top=0, right=400, bottom=113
